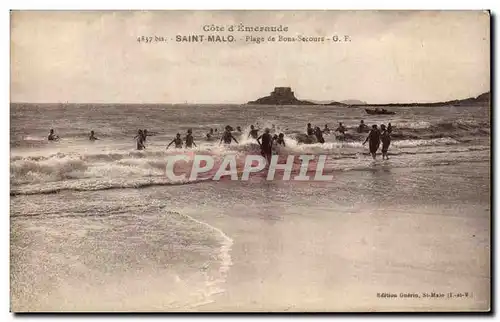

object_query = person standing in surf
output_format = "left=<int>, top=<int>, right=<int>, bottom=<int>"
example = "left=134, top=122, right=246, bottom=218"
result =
left=363, top=125, right=381, bottom=160
left=167, top=133, right=183, bottom=149
left=206, top=128, right=214, bottom=141
left=276, top=133, right=286, bottom=147
left=306, top=123, right=314, bottom=136
left=314, top=126, right=325, bottom=143
left=357, top=120, right=369, bottom=133
left=185, top=129, right=197, bottom=148
left=48, top=129, right=60, bottom=141
left=220, top=126, right=239, bottom=145
left=89, top=130, right=99, bottom=141
left=335, top=122, right=347, bottom=141
left=134, top=129, right=145, bottom=150
left=257, top=128, right=273, bottom=163
left=380, top=124, right=391, bottom=160
left=387, top=123, right=393, bottom=134
left=323, top=124, right=331, bottom=134
left=248, top=125, right=259, bottom=140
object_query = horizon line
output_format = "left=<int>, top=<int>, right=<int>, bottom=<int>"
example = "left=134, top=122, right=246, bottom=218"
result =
left=9, top=89, right=490, bottom=106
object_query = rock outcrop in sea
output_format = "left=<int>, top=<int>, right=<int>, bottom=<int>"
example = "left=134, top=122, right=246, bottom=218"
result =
left=247, top=87, right=316, bottom=105
left=246, top=87, right=490, bottom=107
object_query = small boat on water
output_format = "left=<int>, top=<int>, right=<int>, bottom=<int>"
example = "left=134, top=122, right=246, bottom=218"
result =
left=365, top=108, right=396, bottom=115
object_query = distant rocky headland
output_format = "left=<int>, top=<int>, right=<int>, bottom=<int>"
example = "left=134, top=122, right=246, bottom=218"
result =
left=361, top=91, right=490, bottom=107
left=247, top=87, right=490, bottom=107
left=247, top=87, right=316, bottom=105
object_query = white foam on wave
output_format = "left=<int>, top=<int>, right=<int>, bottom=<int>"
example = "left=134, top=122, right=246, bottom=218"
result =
left=9, top=132, right=479, bottom=193
left=392, top=137, right=460, bottom=148
left=23, top=135, right=47, bottom=141
left=393, top=121, right=432, bottom=129
left=177, top=212, right=234, bottom=309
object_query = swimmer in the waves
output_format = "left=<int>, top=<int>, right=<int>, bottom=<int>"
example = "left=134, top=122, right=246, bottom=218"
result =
left=220, top=126, right=239, bottom=145
left=248, top=125, right=259, bottom=139
left=167, top=133, right=183, bottom=149
left=357, top=120, right=369, bottom=133
left=363, top=124, right=381, bottom=160
left=257, top=128, right=273, bottom=163
left=134, top=129, right=145, bottom=150
left=185, top=129, right=197, bottom=148
left=314, top=126, right=325, bottom=144
left=48, top=129, right=60, bottom=141
left=89, top=130, right=99, bottom=141
left=306, top=123, right=314, bottom=136
left=335, top=122, right=347, bottom=141
left=276, top=133, right=286, bottom=147
left=206, top=128, right=214, bottom=141
left=380, top=124, right=391, bottom=160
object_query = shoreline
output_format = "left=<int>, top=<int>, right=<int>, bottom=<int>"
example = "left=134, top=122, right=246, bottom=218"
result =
left=192, top=203, right=490, bottom=312
left=9, top=160, right=490, bottom=312
left=177, top=162, right=490, bottom=312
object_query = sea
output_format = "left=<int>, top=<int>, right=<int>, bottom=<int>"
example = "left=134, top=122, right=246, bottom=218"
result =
left=10, top=103, right=491, bottom=311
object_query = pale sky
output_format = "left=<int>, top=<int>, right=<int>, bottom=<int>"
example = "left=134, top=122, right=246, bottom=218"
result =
left=11, top=10, right=490, bottom=104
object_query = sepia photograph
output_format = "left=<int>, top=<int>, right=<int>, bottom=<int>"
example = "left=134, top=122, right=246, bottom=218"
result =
left=9, top=10, right=491, bottom=312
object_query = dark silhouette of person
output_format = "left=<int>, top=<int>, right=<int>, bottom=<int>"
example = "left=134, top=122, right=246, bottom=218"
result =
left=134, top=129, right=145, bottom=150
left=380, top=124, right=391, bottom=160
left=336, top=122, right=346, bottom=134
left=48, top=129, right=60, bottom=141
left=167, top=133, right=183, bottom=149
left=206, top=128, right=214, bottom=141
left=257, top=128, right=273, bottom=163
left=306, top=123, right=314, bottom=136
left=276, top=133, right=286, bottom=147
left=358, top=120, right=368, bottom=133
left=248, top=125, right=259, bottom=139
left=221, top=126, right=239, bottom=144
left=314, top=126, right=325, bottom=143
left=363, top=125, right=381, bottom=160
left=387, top=123, right=393, bottom=134
left=185, top=129, right=197, bottom=148
left=89, top=130, right=99, bottom=141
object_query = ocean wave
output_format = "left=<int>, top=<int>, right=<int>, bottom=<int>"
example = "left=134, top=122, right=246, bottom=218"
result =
left=10, top=146, right=490, bottom=196
left=391, top=137, right=460, bottom=147
left=392, top=120, right=490, bottom=137
left=10, top=134, right=484, bottom=186
left=10, top=178, right=202, bottom=196
left=178, top=211, right=233, bottom=309
left=10, top=205, right=229, bottom=311
left=13, top=119, right=489, bottom=151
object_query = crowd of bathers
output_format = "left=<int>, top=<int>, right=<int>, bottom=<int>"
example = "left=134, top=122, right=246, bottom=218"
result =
left=46, top=119, right=393, bottom=160
left=304, top=120, right=393, bottom=160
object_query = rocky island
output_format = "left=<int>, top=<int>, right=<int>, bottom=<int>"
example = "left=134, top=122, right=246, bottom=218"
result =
left=247, top=87, right=316, bottom=105
left=247, top=87, right=490, bottom=107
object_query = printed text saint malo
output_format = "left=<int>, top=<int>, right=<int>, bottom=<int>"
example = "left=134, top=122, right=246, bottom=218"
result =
left=176, top=35, right=235, bottom=42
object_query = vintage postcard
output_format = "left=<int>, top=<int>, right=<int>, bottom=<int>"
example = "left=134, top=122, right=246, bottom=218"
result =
left=10, top=10, right=490, bottom=312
